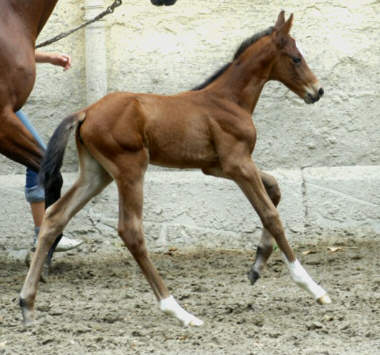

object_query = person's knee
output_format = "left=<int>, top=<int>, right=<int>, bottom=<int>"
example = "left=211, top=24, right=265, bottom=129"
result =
left=25, top=185, right=45, bottom=203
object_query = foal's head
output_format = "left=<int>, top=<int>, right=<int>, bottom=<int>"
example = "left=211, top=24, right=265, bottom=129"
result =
left=269, top=11, right=324, bottom=104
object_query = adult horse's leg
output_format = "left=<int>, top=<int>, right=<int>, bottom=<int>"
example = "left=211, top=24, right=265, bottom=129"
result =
left=20, top=147, right=112, bottom=324
left=114, top=149, right=203, bottom=327
left=0, top=108, right=43, bottom=171
left=247, top=172, right=280, bottom=284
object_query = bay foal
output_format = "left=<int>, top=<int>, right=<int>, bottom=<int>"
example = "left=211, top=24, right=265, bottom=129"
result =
left=20, top=11, right=331, bottom=327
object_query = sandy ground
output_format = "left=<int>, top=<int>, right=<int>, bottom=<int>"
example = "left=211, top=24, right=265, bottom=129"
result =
left=1, top=237, right=379, bottom=355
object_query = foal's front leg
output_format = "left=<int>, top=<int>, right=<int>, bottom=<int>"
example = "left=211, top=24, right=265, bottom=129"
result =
left=203, top=167, right=277, bottom=285
left=227, top=158, right=331, bottom=304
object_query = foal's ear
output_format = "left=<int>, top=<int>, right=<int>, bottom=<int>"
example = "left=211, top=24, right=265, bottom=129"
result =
left=280, top=14, right=294, bottom=35
left=273, top=13, right=294, bottom=48
left=275, top=10, right=285, bottom=28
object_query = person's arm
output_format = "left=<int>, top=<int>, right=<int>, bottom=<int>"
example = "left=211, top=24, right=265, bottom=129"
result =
left=35, top=51, right=72, bottom=71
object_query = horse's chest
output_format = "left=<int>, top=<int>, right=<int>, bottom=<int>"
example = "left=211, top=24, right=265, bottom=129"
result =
left=213, top=113, right=257, bottom=152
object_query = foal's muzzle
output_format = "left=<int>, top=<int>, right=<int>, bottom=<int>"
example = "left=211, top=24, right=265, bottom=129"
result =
left=304, top=86, right=324, bottom=104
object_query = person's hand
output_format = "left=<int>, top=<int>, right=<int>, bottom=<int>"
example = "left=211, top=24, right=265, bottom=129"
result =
left=35, top=51, right=72, bottom=71
left=49, top=53, right=72, bottom=71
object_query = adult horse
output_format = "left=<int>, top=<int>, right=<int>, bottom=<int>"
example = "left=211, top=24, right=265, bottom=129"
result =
left=0, top=0, right=177, bottom=263
left=20, top=11, right=330, bottom=326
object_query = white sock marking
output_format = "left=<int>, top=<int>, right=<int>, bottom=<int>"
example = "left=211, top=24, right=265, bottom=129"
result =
left=159, top=295, right=203, bottom=327
left=283, top=256, right=329, bottom=300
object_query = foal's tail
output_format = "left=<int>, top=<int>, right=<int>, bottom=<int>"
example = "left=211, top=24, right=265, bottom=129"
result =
left=39, top=112, right=86, bottom=193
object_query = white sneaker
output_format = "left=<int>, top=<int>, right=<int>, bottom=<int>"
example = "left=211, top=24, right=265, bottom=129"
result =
left=55, top=236, right=84, bottom=252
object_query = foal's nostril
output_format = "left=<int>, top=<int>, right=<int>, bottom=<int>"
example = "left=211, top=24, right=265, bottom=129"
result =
left=318, top=88, right=324, bottom=97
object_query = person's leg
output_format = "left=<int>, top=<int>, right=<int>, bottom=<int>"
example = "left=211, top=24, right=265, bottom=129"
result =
left=25, top=167, right=46, bottom=246
left=16, top=110, right=83, bottom=251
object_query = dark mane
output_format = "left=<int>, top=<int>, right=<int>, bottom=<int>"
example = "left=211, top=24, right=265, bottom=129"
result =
left=192, top=63, right=231, bottom=91
left=192, top=26, right=274, bottom=91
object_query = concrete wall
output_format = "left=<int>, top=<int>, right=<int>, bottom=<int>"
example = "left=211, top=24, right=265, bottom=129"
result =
left=0, top=0, right=379, bottom=250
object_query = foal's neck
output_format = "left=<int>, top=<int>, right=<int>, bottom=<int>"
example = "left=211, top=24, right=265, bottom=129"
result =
left=214, top=37, right=276, bottom=114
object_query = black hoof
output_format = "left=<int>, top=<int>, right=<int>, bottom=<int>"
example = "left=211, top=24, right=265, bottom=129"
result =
left=247, top=269, right=260, bottom=285
left=20, top=298, right=35, bottom=326
left=19, top=297, right=27, bottom=309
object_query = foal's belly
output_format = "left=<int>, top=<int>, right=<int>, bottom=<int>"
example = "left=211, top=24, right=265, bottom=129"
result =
left=149, top=148, right=218, bottom=169
left=146, top=116, right=218, bottom=169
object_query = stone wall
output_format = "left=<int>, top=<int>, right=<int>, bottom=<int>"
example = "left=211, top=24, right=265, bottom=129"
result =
left=2, top=168, right=379, bottom=252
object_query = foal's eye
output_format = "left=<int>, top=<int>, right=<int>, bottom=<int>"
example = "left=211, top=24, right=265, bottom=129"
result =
left=292, top=57, right=302, bottom=64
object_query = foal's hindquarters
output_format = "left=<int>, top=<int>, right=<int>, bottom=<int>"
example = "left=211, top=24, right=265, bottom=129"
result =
left=20, top=111, right=204, bottom=327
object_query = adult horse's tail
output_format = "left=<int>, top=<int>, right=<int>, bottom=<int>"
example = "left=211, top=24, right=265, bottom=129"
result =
left=38, top=112, right=86, bottom=263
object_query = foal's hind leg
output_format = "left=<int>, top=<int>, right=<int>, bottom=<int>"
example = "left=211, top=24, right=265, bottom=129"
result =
left=248, top=172, right=280, bottom=285
left=115, top=152, right=203, bottom=326
left=20, top=150, right=112, bottom=324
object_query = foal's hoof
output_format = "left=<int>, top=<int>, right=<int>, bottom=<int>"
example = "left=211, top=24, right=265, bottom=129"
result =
left=22, top=312, right=35, bottom=327
left=181, top=314, right=204, bottom=327
left=20, top=299, right=35, bottom=326
left=317, top=293, right=332, bottom=305
left=247, top=269, right=260, bottom=285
